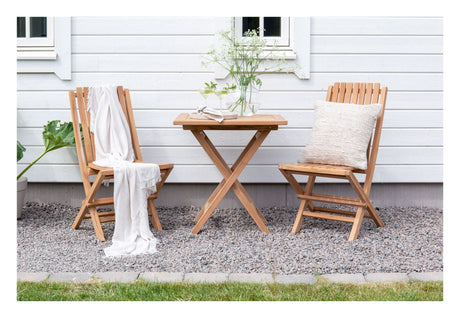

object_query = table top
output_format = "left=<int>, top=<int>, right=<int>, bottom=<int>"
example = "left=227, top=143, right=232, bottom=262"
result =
left=173, top=113, right=288, bottom=130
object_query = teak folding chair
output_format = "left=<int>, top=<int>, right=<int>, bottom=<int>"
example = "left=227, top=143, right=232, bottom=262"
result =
left=279, top=82, right=387, bottom=241
left=68, top=86, right=174, bottom=241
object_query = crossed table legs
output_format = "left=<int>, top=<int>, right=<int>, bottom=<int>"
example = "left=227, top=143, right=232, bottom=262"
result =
left=190, top=129, right=271, bottom=234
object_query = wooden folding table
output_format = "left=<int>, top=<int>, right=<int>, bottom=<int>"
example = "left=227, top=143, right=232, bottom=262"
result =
left=173, top=113, right=288, bottom=234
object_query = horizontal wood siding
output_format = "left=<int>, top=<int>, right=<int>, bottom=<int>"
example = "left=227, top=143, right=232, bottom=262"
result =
left=17, top=16, right=443, bottom=183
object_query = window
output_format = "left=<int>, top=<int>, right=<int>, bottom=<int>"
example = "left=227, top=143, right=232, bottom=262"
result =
left=17, top=17, right=56, bottom=59
left=235, top=17, right=290, bottom=46
left=17, top=17, right=54, bottom=47
left=16, top=17, right=71, bottom=80
left=213, top=17, right=310, bottom=79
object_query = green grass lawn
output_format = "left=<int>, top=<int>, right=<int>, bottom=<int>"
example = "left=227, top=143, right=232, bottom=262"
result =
left=17, top=280, right=443, bottom=301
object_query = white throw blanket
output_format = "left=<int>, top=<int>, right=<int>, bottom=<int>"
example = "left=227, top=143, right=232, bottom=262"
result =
left=87, top=85, right=161, bottom=257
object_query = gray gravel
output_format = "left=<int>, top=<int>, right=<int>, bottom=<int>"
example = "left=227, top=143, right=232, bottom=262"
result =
left=17, top=202, right=443, bottom=274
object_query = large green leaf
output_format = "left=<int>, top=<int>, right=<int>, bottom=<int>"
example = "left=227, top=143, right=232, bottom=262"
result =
left=18, top=120, right=77, bottom=180
left=42, top=120, right=76, bottom=152
left=17, top=140, right=26, bottom=162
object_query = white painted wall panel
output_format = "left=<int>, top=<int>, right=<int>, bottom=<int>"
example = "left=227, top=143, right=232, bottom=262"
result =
left=311, top=36, right=443, bottom=54
left=17, top=72, right=442, bottom=91
left=72, top=54, right=204, bottom=72
left=311, top=54, right=442, bottom=73
left=17, top=16, right=443, bottom=183
left=72, top=35, right=214, bottom=53
left=72, top=17, right=215, bottom=35
left=18, top=91, right=443, bottom=110
left=311, top=17, right=443, bottom=35
left=72, top=54, right=442, bottom=73
left=17, top=128, right=443, bottom=147
left=17, top=109, right=443, bottom=129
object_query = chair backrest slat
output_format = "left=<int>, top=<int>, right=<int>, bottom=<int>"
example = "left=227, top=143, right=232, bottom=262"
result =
left=371, top=83, right=381, bottom=104
left=76, top=87, right=94, bottom=164
left=364, top=83, right=373, bottom=105
left=351, top=83, right=359, bottom=103
left=115, top=86, right=143, bottom=160
left=337, top=82, right=346, bottom=102
left=331, top=83, right=340, bottom=102
left=69, top=90, right=91, bottom=188
left=344, top=83, right=353, bottom=103
left=123, top=88, right=143, bottom=161
left=69, top=86, right=142, bottom=169
left=81, top=87, right=96, bottom=159
left=358, top=83, right=366, bottom=104
left=326, top=85, right=333, bottom=101
left=117, top=86, right=130, bottom=122
left=325, top=82, right=387, bottom=172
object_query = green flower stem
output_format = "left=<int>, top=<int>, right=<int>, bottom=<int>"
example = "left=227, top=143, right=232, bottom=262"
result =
left=17, top=150, right=47, bottom=180
left=240, top=85, right=248, bottom=116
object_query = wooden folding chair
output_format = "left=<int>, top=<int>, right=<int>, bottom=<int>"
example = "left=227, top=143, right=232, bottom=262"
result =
left=68, top=86, right=174, bottom=241
left=279, top=82, right=388, bottom=241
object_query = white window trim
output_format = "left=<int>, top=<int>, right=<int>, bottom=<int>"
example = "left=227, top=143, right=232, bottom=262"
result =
left=17, top=17, right=71, bottom=80
left=17, top=17, right=54, bottom=47
left=213, top=17, right=310, bottom=80
left=234, top=17, right=290, bottom=46
left=17, top=50, right=57, bottom=60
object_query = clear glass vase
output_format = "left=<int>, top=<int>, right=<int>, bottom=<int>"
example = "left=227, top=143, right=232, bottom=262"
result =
left=227, top=83, right=260, bottom=116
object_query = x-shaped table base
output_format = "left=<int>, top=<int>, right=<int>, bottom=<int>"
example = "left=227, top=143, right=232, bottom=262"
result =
left=190, top=129, right=271, bottom=234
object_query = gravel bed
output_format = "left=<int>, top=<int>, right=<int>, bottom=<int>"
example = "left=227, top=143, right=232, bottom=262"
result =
left=17, top=202, right=443, bottom=274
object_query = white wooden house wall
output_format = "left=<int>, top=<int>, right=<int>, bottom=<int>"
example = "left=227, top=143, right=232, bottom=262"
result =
left=17, top=16, right=443, bottom=184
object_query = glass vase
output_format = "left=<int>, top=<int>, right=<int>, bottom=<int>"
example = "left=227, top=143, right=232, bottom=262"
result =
left=227, top=83, right=260, bottom=116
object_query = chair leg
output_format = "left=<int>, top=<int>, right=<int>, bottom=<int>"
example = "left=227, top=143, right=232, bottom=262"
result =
left=89, top=207, right=105, bottom=242
left=72, top=202, right=88, bottom=229
left=143, top=166, right=171, bottom=230
left=292, top=199, right=309, bottom=233
left=348, top=206, right=366, bottom=241
left=156, top=167, right=173, bottom=193
left=348, top=173, right=384, bottom=227
left=72, top=172, right=105, bottom=230
left=148, top=198, right=163, bottom=231
left=347, top=173, right=384, bottom=241
left=291, top=175, right=316, bottom=234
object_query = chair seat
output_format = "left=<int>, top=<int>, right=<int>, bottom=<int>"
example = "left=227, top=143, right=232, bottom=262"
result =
left=88, top=162, right=174, bottom=176
left=279, top=163, right=366, bottom=177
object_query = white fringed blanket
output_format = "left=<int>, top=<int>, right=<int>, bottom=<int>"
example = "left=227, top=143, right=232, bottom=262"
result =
left=87, top=86, right=161, bottom=257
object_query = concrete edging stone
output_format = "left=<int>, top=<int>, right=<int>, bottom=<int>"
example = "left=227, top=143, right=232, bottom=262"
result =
left=17, top=271, right=443, bottom=284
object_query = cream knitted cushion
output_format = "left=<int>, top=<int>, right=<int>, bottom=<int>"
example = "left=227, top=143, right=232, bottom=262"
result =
left=298, top=100, right=382, bottom=170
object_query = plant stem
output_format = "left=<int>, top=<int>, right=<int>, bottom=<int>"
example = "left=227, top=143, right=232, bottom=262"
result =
left=240, top=84, right=248, bottom=116
left=17, top=150, right=47, bottom=180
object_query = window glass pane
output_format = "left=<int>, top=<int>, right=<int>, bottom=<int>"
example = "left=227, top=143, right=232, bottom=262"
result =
left=30, top=17, right=47, bottom=37
left=263, top=17, right=281, bottom=37
left=17, top=17, right=26, bottom=37
left=242, top=17, right=259, bottom=35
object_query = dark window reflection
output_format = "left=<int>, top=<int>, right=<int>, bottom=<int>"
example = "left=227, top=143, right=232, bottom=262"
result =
left=30, top=17, right=47, bottom=37
left=242, top=17, right=259, bottom=35
left=17, top=17, right=26, bottom=37
left=264, top=17, right=281, bottom=37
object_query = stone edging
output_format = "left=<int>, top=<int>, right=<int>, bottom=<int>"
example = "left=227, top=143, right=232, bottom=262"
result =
left=17, top=271, right=443, bottom=284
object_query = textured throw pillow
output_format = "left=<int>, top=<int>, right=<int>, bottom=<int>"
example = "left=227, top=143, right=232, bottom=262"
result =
left=298, top=100, right=382, bottom=170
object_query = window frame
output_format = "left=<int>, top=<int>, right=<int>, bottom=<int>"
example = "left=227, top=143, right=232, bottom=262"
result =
left=17, top=17, right=55, bottom=47
left=234, top=17, right=290, bottom=46
left=16, top=17, right=72, bottom=80
left=213, top=17, right=310, bottom=80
